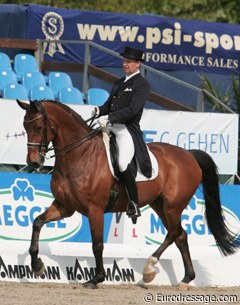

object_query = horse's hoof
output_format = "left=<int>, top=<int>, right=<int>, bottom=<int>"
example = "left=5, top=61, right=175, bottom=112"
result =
left=32, top=259, right=45, bottom=276
left=143, top=270, right=156, bottom=283
left=142, top=256, right=158, bottom=283
left=82, top=281, right=98, bottom=289
left=178, top=282, right=189, bottom=291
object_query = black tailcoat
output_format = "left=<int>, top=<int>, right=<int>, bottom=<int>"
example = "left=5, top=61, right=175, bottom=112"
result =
left=98, top=73, right=152, bottom=178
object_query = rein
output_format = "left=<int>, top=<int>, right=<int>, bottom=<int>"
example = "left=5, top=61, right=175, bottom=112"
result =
left=49, top=111, right=100, bottom=158
left=25, top=102, right=100, bottom=159
left=49, top=127, right=101, bottom=158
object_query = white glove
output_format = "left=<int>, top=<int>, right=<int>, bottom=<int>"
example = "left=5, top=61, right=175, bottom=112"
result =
left=98, top=115, right=109, bottom=127
left=91, top=106, right=100, bottom=118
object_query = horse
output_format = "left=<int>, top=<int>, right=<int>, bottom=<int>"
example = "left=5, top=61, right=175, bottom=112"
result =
left=17, top=99, right=238, bottom=289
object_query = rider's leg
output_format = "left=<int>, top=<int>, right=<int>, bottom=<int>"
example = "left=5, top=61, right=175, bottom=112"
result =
left=111, top=124, right=140, bottom=218
left=119, top=164, right=141, bottom=218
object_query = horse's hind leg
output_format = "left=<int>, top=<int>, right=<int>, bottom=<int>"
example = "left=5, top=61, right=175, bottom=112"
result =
left=143, top=199, right=179, bottom=283
left=175, top=229, right=195, bottom=289
left=143, top=199, right=195, bottom=288
left=29, top=200, right=73, bottom=276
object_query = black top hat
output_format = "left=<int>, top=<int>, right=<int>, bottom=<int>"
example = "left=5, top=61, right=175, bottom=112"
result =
left=120, top=46, right=145, bottom=62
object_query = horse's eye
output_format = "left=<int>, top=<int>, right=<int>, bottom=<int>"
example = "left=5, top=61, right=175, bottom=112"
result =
left=34, top=125, right=42, bottom=132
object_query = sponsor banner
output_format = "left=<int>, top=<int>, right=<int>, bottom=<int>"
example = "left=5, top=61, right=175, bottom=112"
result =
left=0, top=99, right=238, bottom=174
left=0, top=247, right=240, bottom=286
left=0, top=254, right=138, bottom=285
left=141, top=110, right=239, bottom=175
left=0, top=172, right=112, bottom=243
left=0, top=173, right=239, bottom=247
left=109, top=186, right=240, bottom=248
left=26, top=4, right=240, bottom=74
left=0, top=173, right=239, bottom=286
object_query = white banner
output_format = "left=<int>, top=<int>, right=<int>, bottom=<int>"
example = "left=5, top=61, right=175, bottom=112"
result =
left=141, top=110, right=239, bottom=175
left=1, top=242, right=240, bottom=286
left=0, top=99, right=238, bottom=174
left=0, top=100, right=93, bottom=167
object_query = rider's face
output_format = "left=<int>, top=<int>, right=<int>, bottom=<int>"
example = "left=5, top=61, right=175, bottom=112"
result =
left=122, top=58, right=140, bottom=76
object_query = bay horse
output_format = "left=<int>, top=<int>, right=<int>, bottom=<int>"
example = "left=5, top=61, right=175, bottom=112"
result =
left=17, top=99, right=237, bottom=289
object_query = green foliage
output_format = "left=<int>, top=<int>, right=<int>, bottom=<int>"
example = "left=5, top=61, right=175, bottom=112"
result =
left=200, top=73, right=235, bottom=113
left=200, top=72, right=240, bottom=114
left=231, top=75, right=240, bottom=113
left=201, top=73, right=240, bottom=173
left=0, top=0, right=240, bottom=24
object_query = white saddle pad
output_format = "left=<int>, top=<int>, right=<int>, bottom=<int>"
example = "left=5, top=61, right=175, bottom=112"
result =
left=102, top=132, right=158, bottom=182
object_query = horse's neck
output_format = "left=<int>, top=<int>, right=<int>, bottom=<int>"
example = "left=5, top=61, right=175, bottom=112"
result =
left=50, top=107, right=91, bottom=153
left=58, top=120, right=89, bottom=143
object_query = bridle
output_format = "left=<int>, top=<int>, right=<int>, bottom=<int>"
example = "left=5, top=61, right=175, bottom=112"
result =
left=24, top=101, right=101, bottom=161
left=24, top=102, right=49, bottom=160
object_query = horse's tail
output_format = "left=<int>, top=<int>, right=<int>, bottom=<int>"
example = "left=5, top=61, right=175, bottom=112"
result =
left=189, top=149, right=237, bottom=256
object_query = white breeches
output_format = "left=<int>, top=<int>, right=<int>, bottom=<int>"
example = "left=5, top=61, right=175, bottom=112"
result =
left=110, top=123, right=135, bottom=172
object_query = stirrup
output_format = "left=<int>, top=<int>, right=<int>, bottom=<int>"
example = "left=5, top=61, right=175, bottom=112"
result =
left=126, top=200, right=141, bottom=218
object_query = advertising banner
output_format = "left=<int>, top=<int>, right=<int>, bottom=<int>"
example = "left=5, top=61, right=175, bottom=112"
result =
left=26, top=4, right=240, bottom=74
left=0, top=172, right=239, bottom=286
left=0, top=173, right=102, bottom=243
left=0, top=172, right=239, bottom=246
left=0, top=99, right=238, bottom=174
left=141, top=110, right=239, bottom=175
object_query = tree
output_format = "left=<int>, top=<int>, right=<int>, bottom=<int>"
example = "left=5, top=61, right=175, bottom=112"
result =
left=0, top=0, right=239, bottom=24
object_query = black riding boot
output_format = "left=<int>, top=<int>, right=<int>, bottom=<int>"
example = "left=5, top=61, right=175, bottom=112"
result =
left=120, top=165, right=141, bottom=219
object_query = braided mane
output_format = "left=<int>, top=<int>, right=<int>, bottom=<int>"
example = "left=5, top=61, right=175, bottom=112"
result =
left=38, top=100, right=89, bottom=127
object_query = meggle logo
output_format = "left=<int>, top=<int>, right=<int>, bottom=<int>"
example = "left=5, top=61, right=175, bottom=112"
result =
left=0, top=178, right=82, bottom=242
left=144, top=195, right=240, bottom=247
left=12, top=179, right=34, bottom=202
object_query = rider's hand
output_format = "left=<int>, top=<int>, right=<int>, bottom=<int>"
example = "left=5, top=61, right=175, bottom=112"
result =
left=98, top=115, right=109, bottom=127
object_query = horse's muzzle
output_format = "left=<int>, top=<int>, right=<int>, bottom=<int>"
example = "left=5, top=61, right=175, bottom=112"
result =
left=27, top=154, right=44, bottom=169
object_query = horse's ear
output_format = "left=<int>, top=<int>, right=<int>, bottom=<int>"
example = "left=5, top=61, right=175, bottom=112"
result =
left=16, top=99, right=30, bottom=111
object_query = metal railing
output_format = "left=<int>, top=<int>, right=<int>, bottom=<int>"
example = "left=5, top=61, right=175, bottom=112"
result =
left=35, top=39, right=235, bottom=114
left=0, top=37, right=234, bottom=113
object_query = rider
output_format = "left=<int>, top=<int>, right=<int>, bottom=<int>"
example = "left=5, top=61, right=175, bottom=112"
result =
left=93, top=46, right=152, bottom=219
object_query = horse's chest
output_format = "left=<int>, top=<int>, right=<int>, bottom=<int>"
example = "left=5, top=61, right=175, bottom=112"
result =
left=50, top=176, right=73, bottom=203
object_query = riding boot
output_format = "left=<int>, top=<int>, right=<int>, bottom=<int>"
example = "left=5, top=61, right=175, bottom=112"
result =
left=119, top=165, right=141, bottom=219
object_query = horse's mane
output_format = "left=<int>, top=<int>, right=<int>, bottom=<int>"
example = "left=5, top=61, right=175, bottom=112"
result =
left=40, top=100, right=89, bottom=127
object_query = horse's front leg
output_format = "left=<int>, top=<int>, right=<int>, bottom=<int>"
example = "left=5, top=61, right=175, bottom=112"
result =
left=29, top=200, right=73, bottom=276
left=29, top=213, right=45, bottom=276
left=83, top=207, right=105, bottom=289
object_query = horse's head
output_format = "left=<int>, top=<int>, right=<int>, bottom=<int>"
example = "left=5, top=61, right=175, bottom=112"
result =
left=17, top=100, right=56, bottom=170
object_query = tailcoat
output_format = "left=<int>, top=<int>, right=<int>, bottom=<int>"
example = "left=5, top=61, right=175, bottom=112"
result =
left=98, top=73, right=152, bottom=178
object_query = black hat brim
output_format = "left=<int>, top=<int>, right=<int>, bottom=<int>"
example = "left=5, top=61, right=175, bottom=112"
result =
left=120, top=53, right=145, bottom=62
